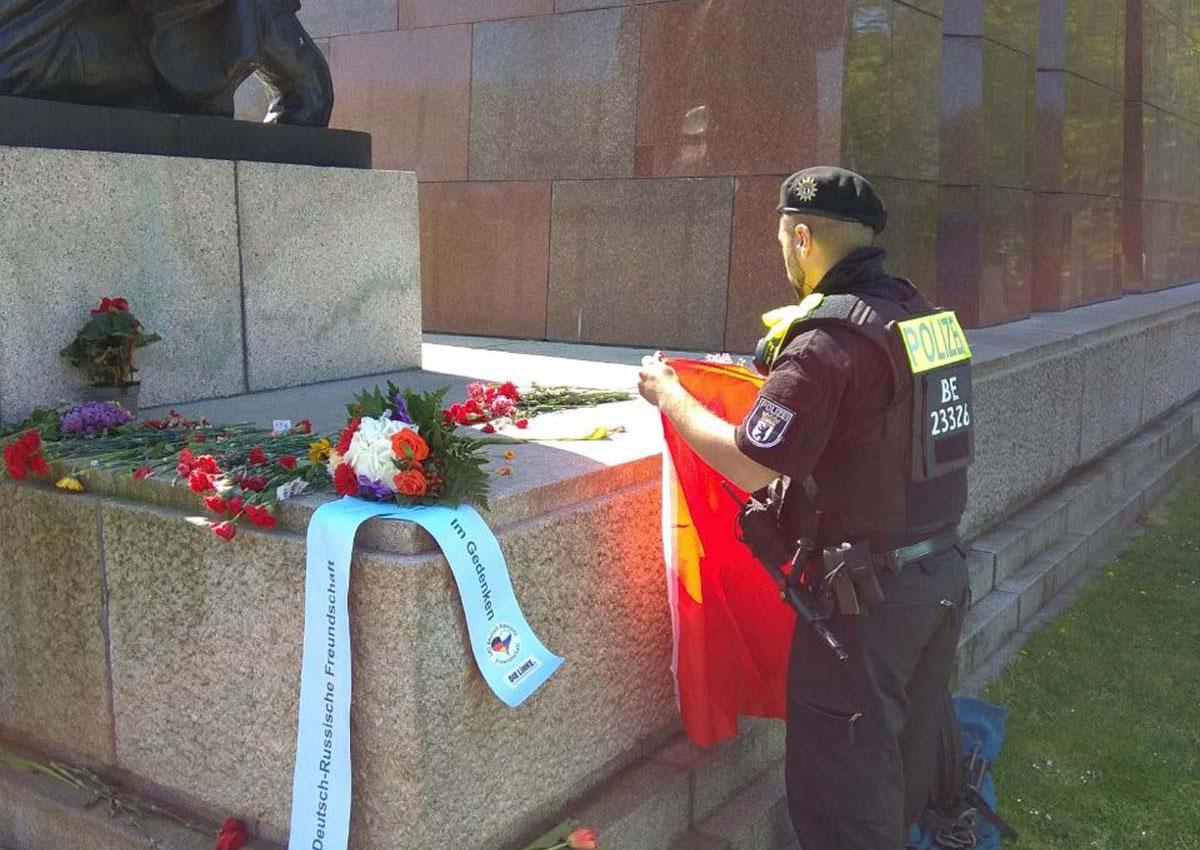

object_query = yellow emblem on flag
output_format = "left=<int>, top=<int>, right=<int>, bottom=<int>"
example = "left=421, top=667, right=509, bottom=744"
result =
left=896, top=311, right=972, bottom=374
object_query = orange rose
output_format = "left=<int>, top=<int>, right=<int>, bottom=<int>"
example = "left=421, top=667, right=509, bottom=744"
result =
left=391, top=428, right=430, bottom=463
left=393, top=469, right=428, bottom=497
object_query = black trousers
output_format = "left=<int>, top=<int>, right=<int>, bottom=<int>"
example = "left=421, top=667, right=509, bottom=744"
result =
left=785, top=547, right=969, bottom=850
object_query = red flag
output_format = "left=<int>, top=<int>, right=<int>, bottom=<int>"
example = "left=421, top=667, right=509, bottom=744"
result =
left=660, top=359, right=794, bottom=746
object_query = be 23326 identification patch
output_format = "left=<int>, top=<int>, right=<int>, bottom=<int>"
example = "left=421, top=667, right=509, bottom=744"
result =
left=745, top=398, right=796, bottom=449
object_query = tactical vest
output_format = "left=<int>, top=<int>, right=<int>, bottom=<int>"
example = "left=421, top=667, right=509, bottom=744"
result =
left=756, top=284, right=974, bottom=551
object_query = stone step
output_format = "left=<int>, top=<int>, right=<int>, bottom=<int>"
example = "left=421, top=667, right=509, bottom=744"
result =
left=0, top=761, right=280, bottom=850
left=650, top=717, right=786, bottom=824
left=682, top=762, right=792, bottom=850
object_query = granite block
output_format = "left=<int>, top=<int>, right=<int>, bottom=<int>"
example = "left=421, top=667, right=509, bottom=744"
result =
left=695, top=764, right=792, bottom=850
left=547, top=178, right=734, bottom=349
left=970, top=522, right=1031, bottom=587
left=890, top=2, right=942, bottom=182
left=634, top=0, right=843, bottom=177
left=0, top=484, right=112, bottom=764
left=869, top=176, right=938, bottom=297
left=939, top=36, right=984, bottom=187
left=966, top=547, right=996, bottom=604
left=329, top=25, right=472, bottom=178
left=237, top=162, right=421, bottom=392
left=298, top=0, right=398, bottom=37
left=1069, top=489, right=1144, bottom=562
left=653, top=717, right=786, bottom=823
left=1065, top=0, right=1125, bottom=91
left=997, top=544, right=1061, bottom=626
left=725, top=175, right=795, bottom=354
left=420, top=181, right=551, bottom=338
left=960, top=350, right=1083, bottom=538
left=984, top=0, right=1040, bottom=54
left=1047, top=532, right=1089, bottom=589
left=469, top=9, right=639, bottom=180
left=0, top=147, right=244, bottom=423
left=0, top=761, right=220, bottom=850
left=1078, top=329, right=1150, bottom=458
left=983, top=41, right=1037, bottom=190
left=575, top=758, right=691, bottom=850
left=1142, top=308, right=1200, bottom=420
left=842, top=0, right=894, bottom=176
left=401, top=0, right=552, bottom=27
left=958, top=590, right=1019, bottom=678
left=936, top=185, right=1033, bottom=327
left=1008, top=497, right=1069, bottom=561
left=104, top=481, right=678, bottom=850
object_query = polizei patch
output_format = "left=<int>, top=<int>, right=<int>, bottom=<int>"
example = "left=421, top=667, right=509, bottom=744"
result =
left=745, top=398, right=796, bottom=449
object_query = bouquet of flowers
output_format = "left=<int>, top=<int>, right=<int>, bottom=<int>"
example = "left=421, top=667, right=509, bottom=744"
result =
left=60, top=297, right=160, bottom=389
left=329, top=382, right=491, bottom=508
left=444, top=380, right=632, bottom=434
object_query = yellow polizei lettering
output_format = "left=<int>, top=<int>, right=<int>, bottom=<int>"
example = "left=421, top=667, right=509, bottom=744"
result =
left=897, top=311, right=972, bottom=373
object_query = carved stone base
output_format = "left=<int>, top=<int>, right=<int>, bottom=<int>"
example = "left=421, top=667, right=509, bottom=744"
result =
left=0, top=95, right=370, bottom=169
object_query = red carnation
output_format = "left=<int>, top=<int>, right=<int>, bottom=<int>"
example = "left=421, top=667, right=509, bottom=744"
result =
left=481, top=423, right=496, bottom=434
left=132, top=466, right=153, bottom=480
left=4, top=442, right=27, bottom=479
left=19, top=431, right=40, bottom=453
left=516, top=418, right=530, bottom=430
left=240, top=475, right=268, bottom=492
left=245, top=504, right=278, bottom=529
left=499, top=381, right=520, bottom=402
left=279, top=455, right=297, bottom=469
left=215, top=817, right=248, bottom=850
left=297, top=419, right=313, bottom=434
left=192, top=433, right=207, bottom=444
left=112, top=297, right=129, bottom=312
left=204, top=495, right=230, bottom=515
left=194, top=455, right=220, bottom=476
left=333, top=463, right=359, bottom=497
left=247, top=447, right=268, bottom=466
left=28, top=454, right=49, bottom=477
left=337, top=418, right=361, bottom=455
left=212, top=521, right=237, bottom=541
left=228, top=496, right=245, bottom=515
left=188, top=469, right=214, bottom=493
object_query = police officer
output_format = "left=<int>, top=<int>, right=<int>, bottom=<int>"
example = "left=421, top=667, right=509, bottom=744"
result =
left=638, top=166, right=974, bottom=850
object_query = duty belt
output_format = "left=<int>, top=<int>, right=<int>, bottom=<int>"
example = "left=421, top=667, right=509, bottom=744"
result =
left=873, top=531, right=961, bottom=572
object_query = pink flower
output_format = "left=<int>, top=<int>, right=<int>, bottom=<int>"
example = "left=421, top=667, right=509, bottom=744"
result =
left=491, top=395, right=516, bottom=417
left=568, top=828, right=598, bottom=849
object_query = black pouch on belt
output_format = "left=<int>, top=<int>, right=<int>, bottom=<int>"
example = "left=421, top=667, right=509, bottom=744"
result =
left=823, top=540, right=886, bottom=615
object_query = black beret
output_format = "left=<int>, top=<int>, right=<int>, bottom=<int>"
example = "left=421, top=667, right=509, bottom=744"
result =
left=777, top=166, right=887, bottom=234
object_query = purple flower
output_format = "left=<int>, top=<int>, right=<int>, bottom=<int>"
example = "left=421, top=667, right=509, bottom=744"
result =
left=357, top=475, right=393, bottom=501
left=60, top=401, right=134, bottom=437
left=391, top=394, right=413, bottom=425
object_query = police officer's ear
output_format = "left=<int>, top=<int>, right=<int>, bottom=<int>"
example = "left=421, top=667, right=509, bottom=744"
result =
left=792, top=221, right=812, bottom=258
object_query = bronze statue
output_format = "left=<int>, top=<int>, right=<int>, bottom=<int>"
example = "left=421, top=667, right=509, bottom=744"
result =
left=0, top=0, right=333, bottom=126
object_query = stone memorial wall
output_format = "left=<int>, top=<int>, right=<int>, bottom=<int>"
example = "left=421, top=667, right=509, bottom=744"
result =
left=235, top=0, right=1200, bottom=352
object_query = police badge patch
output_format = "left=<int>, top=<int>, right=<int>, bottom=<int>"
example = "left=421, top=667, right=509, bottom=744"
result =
left=745, top=398, right=796, bottom=449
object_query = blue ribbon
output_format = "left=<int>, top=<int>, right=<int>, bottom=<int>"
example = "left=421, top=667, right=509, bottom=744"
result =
left=286, top=498, right=564, bottom=850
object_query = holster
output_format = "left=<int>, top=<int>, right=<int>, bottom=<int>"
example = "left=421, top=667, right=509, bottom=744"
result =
left=822, top=540, right=886, bottom=615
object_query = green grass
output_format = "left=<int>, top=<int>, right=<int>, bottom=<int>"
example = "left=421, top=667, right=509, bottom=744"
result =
left=984, top=476, right=1200, bottom=850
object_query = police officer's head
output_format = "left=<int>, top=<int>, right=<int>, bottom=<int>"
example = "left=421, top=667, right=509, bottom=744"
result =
left=776, top=167, right=887, bottom=297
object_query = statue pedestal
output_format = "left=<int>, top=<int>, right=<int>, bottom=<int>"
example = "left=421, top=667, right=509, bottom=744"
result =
left=0, top=95, right=370, bottom=169
left=0, top=144, right=420, bottom=424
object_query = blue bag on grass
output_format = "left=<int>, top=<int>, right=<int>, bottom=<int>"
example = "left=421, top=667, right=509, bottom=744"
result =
left=906, top=697, right=1009, bottom=850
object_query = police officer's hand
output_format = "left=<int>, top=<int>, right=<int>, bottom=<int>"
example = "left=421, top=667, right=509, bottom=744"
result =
left=638, top=353, right=679, bottom=407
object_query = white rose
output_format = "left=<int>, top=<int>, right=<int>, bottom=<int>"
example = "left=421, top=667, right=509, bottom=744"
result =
left=343, top=416, right=414, bottom=491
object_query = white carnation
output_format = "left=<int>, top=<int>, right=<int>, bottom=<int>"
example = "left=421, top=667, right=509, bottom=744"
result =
left=343, top=416, right=414, bottom=491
